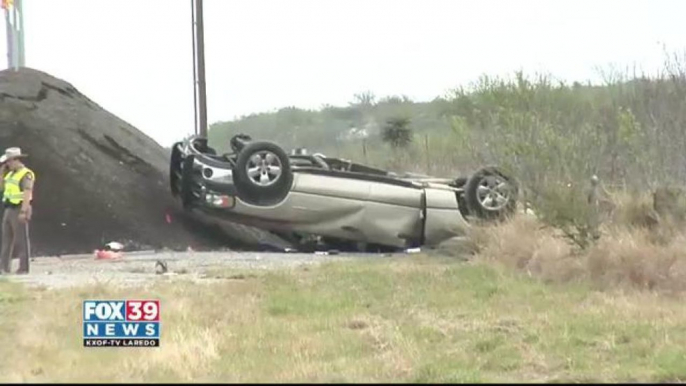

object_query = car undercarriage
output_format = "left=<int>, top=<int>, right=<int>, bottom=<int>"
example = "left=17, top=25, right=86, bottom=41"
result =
left=170, top=134, right=519, bottom=252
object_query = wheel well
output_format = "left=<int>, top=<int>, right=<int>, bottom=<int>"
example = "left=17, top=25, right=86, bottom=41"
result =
left=455, top=191, right=470, bottom=218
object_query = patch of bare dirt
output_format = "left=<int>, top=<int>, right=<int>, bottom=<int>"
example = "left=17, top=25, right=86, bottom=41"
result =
left=2, top=250, right=363, bottom=289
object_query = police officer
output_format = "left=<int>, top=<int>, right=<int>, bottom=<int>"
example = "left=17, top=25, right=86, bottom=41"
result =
left=0, top=147, right=35, bottom=274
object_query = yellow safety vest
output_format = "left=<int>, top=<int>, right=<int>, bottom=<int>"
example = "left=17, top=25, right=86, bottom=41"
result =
left=3, top=167, right=35, bottom=205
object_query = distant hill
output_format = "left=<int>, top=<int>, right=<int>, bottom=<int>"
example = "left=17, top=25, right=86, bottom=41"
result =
left=207, top=93, right=453, bottom=155
left=206, top=64, right=686, bottom=189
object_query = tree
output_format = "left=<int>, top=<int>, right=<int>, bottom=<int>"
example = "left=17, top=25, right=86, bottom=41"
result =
left=351, top=91, right=376, bottom=107
left=381, top=117, right=413, bottom=149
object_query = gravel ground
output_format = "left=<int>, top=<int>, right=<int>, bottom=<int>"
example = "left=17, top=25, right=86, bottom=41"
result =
left=0, top=250, right=392, bottom=290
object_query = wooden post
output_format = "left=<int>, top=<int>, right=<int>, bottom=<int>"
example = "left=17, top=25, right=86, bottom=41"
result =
left=588, top=174, right=601, bottom=239
left=362, top=138, right=367, bottom=163
left=192, top=0, right=208, bottom=138
left=424, top=134, right=430, bottom=174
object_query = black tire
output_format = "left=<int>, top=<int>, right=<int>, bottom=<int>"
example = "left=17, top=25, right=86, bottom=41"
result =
left=465, top=166, right=518, bottom=221
left=453, top=177, right=468, bottom=188
left=233, top=141, right=293, bottom=206
left=456, top=192, right=470, bottom=218
left=170, top=142, right=182, bottom=197
left=230, top=133, right=253, bottom=153
left=180, top=155, right=197, bottom=209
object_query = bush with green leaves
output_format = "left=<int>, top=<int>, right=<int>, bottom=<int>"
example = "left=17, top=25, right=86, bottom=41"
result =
left=205, top=52, right=686, bottom=245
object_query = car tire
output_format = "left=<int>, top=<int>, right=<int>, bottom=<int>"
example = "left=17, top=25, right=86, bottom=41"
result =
left=180, top=154, right=197, bottom=209
left=464, top=166, right=518, bottom=221
left=453, top=177, right=468, bottom=188
left=170, top=142, right=182, bottom=197
left=456, top=192, right=470, bottom=218
left=233, top=141, right=293, bottom=206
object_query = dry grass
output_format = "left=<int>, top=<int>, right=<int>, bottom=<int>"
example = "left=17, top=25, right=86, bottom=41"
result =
left=1, top=190, right=686, bottom=382
left=470, top=190, right=686, bottom=293
left=1, top=256, right=686, bottom=383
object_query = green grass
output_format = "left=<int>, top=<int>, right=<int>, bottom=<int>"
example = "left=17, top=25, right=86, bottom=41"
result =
left=1, top=256, right=685, bottom=382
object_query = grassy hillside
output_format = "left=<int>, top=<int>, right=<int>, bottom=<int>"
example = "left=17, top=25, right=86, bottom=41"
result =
left=3, top=254, right=686, bottom=383
left=208, top=93, right=455, bottom=173
left=208, top=53, right=686, bottom=190
left=207, top=53, right=686, bottom=249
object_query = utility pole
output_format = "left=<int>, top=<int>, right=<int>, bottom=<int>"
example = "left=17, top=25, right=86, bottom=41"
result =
left=191, top=0, right=198, bottom=137
left=4, top=0, right=13, bottom=69
left=191, top=0, right=208, bottom=138
left=3, top=0, right=24, bottom=70
left=16, top=0, right=24, bottom=67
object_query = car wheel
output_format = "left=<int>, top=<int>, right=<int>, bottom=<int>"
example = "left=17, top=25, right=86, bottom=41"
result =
left=233, top=141, right=293, bottom=206
left=464, top=166, right=518, bottom=221
left=180, top=155, right=197, bottom=209
left=170, top=142, right=182, bottom=196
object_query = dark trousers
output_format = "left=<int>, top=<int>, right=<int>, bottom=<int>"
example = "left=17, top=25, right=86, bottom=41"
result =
left=0, top=207, right=30, bottom=273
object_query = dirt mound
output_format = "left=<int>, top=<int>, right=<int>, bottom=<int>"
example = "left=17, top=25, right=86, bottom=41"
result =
left=0, top=67, right=285, bottom=256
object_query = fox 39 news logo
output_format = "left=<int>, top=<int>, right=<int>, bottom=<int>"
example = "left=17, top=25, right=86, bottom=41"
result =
left=82, top=300, right=160, bottom=347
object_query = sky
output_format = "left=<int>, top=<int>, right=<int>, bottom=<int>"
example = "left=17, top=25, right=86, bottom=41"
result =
left=0, top=0, right=684, bottom=147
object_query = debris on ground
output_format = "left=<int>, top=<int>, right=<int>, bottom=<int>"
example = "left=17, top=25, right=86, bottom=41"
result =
left=4, top=250, right=369, bottom=289
left=104, top=241, right=124, bottom=252
left=94, top=249, right=123, bottom=260
left=314, top=249, right=340, bottom=256
left=94, top=241, right=125, bottom=260
left=154, top=260, right=168, bottom=275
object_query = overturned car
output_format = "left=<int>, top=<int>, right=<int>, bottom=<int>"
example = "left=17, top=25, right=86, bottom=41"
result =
left=170, top=134, right=519, bottom=251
